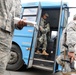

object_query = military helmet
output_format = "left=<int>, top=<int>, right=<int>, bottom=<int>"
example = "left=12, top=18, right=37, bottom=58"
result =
left=44, top=13, right=49, bottom=17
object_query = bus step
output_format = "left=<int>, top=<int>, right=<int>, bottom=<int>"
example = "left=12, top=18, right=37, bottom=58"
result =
left=34, top=53, right=49, bottom=60
left=32, top=65, right=53, bottom=71
left=33, top=58, right=54, bottom=69
left=34, top=58, right=54, bottom=63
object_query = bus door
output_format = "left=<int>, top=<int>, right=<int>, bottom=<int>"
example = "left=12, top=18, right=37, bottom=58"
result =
left=21, top=2, right=42, bottom=68
left=54, top=2, right=69, bottom=72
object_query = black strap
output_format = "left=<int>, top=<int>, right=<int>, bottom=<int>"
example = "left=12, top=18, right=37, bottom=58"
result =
left=0, top=27, right=10, bottom=34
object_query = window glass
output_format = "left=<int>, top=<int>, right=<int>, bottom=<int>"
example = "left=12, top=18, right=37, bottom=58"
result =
left=23, top=16, right=36, bottom=21
left=23, top=8, right=38, bottom=15
left=51, top=31, right=57, bottom=39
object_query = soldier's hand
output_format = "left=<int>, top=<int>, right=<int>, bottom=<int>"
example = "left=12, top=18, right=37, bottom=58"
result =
left=17, top=19, right=27, bottom=28
left=68, top=52, right=75, bottom=63
left=39, top=26, right=43, bottom=31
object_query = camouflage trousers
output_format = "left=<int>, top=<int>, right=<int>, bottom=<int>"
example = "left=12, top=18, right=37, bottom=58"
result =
left=56, top=53, right=71, bottom=72
left=0, top=29, right=12, bottom=75
left=37, top=34, right=47, bottom=50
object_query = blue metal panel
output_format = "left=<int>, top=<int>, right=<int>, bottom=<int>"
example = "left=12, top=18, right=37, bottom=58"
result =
left=22, top=2, right=68, bottom=9
left=13, top=27, right=34, bottom=64
left=13, top=2, right=42, bottom=66
left=13, top=26, right=35, bottom=65
left=41, top=2, right=68, bottom=8
left=57, top=10, right=65, bottom=56
left=57, top=9, right=65, bottom=72
left=14, top=26, right=34, bottom=37
left=21, top=47, right=30, bottom=64
left=41, top=2, right=61, bottom=8
left=13, top=37, right=32, bottom=46
left=22, top=2, right=40, bottom=8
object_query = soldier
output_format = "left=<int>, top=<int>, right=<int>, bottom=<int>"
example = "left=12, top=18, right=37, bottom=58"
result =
left=36, top=13, right=50, bottom=55
left=0, top=0, right=28, bottom=75
left=56, top=14, right=76, bottom=72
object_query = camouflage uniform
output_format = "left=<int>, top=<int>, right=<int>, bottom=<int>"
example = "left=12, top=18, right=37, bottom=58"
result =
left=56, top=21, right=76, bottom=72
left=0, top=0, right=21, bottom=75
left=37, top=18, right=50, bottom=51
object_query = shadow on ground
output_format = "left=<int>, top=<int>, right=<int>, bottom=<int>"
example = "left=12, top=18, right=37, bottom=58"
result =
left=18, top=64, right=53, bottom=75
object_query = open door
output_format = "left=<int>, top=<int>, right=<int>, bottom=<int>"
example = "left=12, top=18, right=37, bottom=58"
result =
left=54, top=2, right=70, bottom=72
left=21, top=2, right=42, bottom=68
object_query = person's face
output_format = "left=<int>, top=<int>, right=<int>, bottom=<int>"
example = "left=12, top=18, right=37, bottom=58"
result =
left=43, top=15, right=48, bottom=20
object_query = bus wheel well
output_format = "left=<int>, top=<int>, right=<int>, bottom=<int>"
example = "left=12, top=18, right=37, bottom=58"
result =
left=12, top=42, right=21, bottom=50
left=6, top=42, right=24, bottom=71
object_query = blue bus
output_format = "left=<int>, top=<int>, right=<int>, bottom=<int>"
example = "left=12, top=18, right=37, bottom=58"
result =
left=6, top=1, right=69, bottom=73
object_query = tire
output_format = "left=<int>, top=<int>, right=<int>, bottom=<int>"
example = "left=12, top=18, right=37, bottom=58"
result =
left=6, top=44, right=23, bottom=71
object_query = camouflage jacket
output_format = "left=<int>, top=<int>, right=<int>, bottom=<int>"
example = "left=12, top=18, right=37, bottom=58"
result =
left=39, top=18, right=50, bottom=34
left=0, top=0, right=21, bottom=33
left=60, top=21, right=76, bottom=53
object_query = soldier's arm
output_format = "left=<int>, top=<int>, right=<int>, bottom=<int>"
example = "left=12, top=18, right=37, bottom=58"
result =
left=14, top=0, right=27, bottom=29
left=67, top=22, right=76, bottom=53
left=40, top=23, right=50, bottom=34
left=60, top=28, right=67, bottom=53
left=45, top=23, right=50, bottom=33
left=65, top=22, right=76, bottom=62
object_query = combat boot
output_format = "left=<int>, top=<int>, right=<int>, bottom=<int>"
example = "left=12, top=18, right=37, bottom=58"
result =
left=35, top=50, right=41, bottom=54
left=42, top=50, right=49, bottom=55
